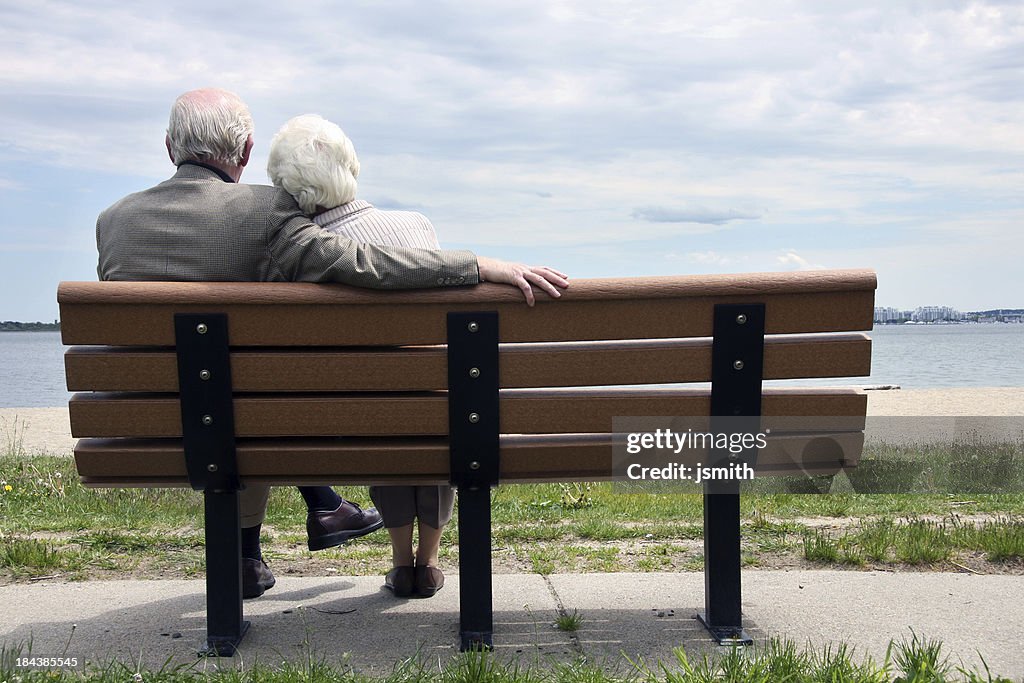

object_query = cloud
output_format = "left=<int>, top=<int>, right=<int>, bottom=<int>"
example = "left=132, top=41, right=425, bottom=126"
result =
left=671, top=251, right=740, bottom=266
left=776, top=251, right=826, bottom=271
left=632, top=206, right=761, bottom=225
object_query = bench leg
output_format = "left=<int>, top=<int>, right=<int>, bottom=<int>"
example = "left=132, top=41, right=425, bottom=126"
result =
left=457, top=485, right=493, bottom=650
left=697, top=482, right=752, bottom=645
left=200, top=490, right=250, bottom=657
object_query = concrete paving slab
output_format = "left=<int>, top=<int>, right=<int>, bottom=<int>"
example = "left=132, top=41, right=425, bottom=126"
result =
left=3, top=571, right=1024, bottom=678
left=0, top=575, right=569, bottom=675
left=743, top=570, right=1024, bottom=679
left=549, top=571, right=1024, bottom=678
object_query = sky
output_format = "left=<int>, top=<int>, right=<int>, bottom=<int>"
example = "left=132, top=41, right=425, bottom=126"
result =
left=1, top=0, right=1022, bottom=321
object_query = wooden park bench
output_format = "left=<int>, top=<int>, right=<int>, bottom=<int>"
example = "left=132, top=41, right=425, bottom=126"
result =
left=58, top=268, right=875, bottom=656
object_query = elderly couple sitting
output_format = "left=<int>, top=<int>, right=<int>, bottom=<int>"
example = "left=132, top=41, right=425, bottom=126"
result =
left=266, top=115, right=455, bottom=600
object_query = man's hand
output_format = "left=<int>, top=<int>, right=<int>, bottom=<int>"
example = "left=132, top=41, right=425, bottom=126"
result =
left=477, top=256, right=569, bottom=306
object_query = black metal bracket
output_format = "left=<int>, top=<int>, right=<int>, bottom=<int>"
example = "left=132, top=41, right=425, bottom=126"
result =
left=174, top=313, right=247, bottom=656
left=697, top=303, right=765, bottom=646
left=447, top=312, right=500, bottom=489
left=174, top=313, right=241, bottom=493
left=447, top=311, right=499, bottom=651
left=197, top=487, right=249, bottom=657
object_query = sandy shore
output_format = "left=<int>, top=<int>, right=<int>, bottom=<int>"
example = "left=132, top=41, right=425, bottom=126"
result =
left=863, top=386, right=1024, bottom=417
left=1, top=407, right=78, bottom=455
left=2, top=387, right=1022, bottom=456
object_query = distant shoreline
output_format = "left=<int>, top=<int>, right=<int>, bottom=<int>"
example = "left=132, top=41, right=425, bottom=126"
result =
left=874, top=321, right=1024, bottom=326
left=0, top=322, right=60, bottom=332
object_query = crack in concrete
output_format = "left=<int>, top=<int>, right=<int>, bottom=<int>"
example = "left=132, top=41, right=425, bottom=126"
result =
left=541, top=575, right=585, bottom=657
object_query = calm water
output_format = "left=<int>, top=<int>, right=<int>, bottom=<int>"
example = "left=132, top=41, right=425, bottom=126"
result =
left=1, top=325, right=1022, bottom=407
left=1, top=331, right=68, bottom=408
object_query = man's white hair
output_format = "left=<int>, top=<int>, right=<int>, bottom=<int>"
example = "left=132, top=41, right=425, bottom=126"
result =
left=167, top=88, right=254, bottom=166
left=267, top=114, right=361, bottom=214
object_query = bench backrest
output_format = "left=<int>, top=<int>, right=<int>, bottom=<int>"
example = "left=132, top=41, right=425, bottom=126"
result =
left=59, top=269, right=875, bottom=487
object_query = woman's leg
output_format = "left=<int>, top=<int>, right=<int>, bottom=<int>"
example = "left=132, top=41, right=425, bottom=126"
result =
left=370, top=486, right=418, bottom=596
left=412, top=484, right=455, bottom=564
left=412, top=486, right=454, bottom=596
left=415, top=521, right=444, bottom=567
left=370, top=485, right=417, bottom=565
left=388, top=524, right=415, bottom=567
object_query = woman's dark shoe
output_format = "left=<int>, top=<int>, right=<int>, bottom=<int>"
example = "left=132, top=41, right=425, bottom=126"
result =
left=414, top=565, right=445, bottom=598
left=384, top=566, right=415, bottom=597
left=242, top=558, right=276, bottom=599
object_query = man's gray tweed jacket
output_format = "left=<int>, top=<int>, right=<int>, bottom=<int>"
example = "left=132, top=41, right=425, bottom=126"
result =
left=97, top=163, right=478, bottom=287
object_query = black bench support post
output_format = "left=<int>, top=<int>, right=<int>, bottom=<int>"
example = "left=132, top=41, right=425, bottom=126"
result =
left=447, top=311, right=500, bottom=651
left=174, top=313, right=248, bottom=657
left=697, top=303, right=765, bottom=645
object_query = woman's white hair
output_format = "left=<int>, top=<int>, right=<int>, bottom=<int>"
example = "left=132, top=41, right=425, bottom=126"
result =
left=166, top=88, right=254, bottom=166
left=267, top=114, right=361, bottom=214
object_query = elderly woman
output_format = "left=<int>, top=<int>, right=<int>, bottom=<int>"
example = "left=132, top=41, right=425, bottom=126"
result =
left=267, top=114, right=451, bottom=598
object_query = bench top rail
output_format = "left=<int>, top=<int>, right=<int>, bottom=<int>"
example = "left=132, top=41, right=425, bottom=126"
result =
left=58, top=270, right=876, bottom=346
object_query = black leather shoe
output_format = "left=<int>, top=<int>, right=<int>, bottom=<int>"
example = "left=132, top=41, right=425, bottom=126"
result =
left=414, top=565, right=445, bottom=598
left=384, top=566, right=415, bottom=597
left=307, top=501, right=384, bottom=551
left=242, top=558, right=276, bottom=599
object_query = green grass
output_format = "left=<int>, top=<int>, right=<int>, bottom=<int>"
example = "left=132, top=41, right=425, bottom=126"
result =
left=4, top=453, right=1024, bottom=579
left=554, top=609, right=583, bottom=632
left=0, top=538, right=79, bottom=574
left=895, top=520, right=953, bottom=565
left=968, top=518, right=1024, bottom=562
left=1, top=634, right=1020, bottom=683
left=802, top=529, right=840, bottom=563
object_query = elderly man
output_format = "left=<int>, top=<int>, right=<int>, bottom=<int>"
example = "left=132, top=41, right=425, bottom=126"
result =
left=96, top=88, right=569, bottom=599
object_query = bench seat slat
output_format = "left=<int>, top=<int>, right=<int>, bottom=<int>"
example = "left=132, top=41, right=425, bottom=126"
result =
left=74, top=431, right=863, bottom=485
left=58, top=273, right=875, bottom=346
left=64, top=333, right=871, bottom=392
left=69, top=388, right=867, bottom=438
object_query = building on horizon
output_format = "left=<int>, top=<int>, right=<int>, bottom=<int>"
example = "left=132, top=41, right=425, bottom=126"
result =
left=874, top=306, right=911, bottom=323
left=911, top=306, right=961, bottom=323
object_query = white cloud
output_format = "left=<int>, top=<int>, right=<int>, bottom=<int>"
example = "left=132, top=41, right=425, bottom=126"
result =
left=677, top=251, right=740, bottom=266
left=777, top=251, right=826, bottom=271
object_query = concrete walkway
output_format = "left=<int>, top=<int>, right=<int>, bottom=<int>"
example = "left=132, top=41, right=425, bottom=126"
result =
left=2, top=571, right=1023, bottom=678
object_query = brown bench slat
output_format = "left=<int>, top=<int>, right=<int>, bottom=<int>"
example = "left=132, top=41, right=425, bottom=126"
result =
left=65, top=333, right=871, bottom=392
left=58, top=271, right=875, bottom=346
left=74, top=432, right=863, bottom=485
left=68, top=387, right=867, bottom=438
